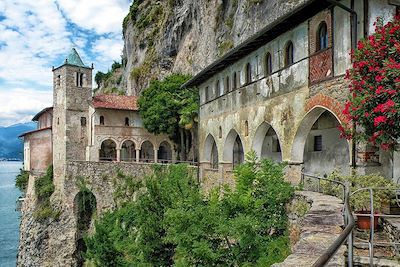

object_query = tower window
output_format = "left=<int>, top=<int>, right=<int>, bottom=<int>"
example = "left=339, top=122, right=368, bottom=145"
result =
left=100, top=116, right=104, bottom=125
left=265, top=52, right=272, bottom=75
left=125, top=117, right=130, bottom=126
left=284, top=41, right=294, bottom=67
left=75, top=72, right=79, bottom=86
left=219, top=126, right=222, bottom=139
left=57, top=75, right=61, bottom=86
left=317, top=22, right=328, bottom=51
left=245, top=63, right=252, bottom=84
left=79, top=73, right=84, bottom=87
left=244, top=120, right=249, bottom=136
left=314, top=135, right=322, bottom=151
left=80, top=117, right=86, bottom=126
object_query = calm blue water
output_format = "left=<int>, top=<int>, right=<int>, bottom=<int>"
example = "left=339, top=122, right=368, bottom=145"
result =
left=0, top=161, right=21, bottom=267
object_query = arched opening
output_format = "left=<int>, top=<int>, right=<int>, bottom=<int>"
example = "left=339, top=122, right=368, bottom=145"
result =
left=223, top=130, right=244, bottom=168
left=204, top=134, right=219, bottom=169
left=317, top=22, right=328, bottom=51
left=284, top=41, right=294, bottom=67
left=265, top=52, right=272, bottom=75
left=121, top=140, right=135, bottom=162
left=205, top=86, right=209, bottom=102
left=291, top=108, right=350, bottom=176
left=74, top=189, right=96, bottom=267
left=252, top=122, right=282, bottom=162
left=125, top=117, right=130, bottom=126
left=99, top=139, right=117, bottom=161
left=158, top=141, right=172, bottom=163
left=140, top=141, right=154, bottom=162
left=99, top=116, right=104, bottom=125
left=244, top=121, right=249, bottom=137
left=245, top=63, right=252, bottom=84
left=225, top=76, right=230, bottom=93
left=216, top=80, right=221, bottom=96
left=233, top=72, right=237, bottom=89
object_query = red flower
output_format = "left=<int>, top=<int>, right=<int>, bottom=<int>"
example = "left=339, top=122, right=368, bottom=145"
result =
left=374, top=116, right=387, bottom=126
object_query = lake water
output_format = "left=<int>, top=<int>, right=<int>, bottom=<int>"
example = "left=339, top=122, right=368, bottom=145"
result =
left=0, top=161, right=21, bottom=267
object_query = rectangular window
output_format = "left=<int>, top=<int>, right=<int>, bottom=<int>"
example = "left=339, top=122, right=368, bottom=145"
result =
left=314, top=135, right=322, bottom=151
left=80, top=117, right=86, bottom=127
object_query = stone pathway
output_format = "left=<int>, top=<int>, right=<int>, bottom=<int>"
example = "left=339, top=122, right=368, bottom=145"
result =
left=272, top=191, right=345, bottom=267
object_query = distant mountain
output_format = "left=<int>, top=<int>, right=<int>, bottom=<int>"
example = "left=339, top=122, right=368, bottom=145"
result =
left=0, top=122, right=37, bottom=160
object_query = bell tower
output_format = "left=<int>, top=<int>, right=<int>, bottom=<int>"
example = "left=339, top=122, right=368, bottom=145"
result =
left=52, top=48, right=92, bottom=191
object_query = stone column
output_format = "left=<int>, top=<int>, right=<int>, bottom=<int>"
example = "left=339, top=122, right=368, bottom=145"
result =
left=135, top=149, right=140, bottom=163
left=154, top=149, right=158, bottom=163
left=116, top=149, right=121, bottom=162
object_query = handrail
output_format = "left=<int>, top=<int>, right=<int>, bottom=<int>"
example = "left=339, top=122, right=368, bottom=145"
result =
left=301, top=172, right=355, bottom=267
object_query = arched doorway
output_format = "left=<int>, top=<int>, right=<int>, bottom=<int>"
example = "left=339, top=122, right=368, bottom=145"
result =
left=140, top=141, right=154, bottom=162
left=223, top=130, right=244, bottom=168
left=252, top=122, right=282, bottom=162
left=121, top=140, right=136, bottom=162
left=74, top=189, right=96, bottom=267
left=158, top=141, right=172, bottom=163
left=292, top=108, right=350, bottom=176
left=204, top=134, right=219, bottom=169
left=99, top=139, right=117, bottom=161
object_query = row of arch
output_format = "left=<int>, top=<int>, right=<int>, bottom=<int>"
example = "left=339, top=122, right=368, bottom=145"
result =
left=203, top=107, right=349, bottom=176
left=99, top=139, right=173, bottom=163
left=204, top=22, right=329, bottom=103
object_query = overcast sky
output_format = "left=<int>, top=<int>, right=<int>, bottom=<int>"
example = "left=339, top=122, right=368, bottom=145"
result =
left=0, top=0, right=132, bottom=126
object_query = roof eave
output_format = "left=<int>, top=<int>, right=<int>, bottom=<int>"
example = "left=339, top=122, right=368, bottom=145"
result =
left=182, top=0, right=331, bottom=88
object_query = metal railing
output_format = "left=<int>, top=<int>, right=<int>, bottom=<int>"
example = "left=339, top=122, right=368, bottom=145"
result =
left=301, top=172, right=355, bottom=267
left=350, top=187, right=400, bottom=266
left=302, top=172, right=400, bottom=267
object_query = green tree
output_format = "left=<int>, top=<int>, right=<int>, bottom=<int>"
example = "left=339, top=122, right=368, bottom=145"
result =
left=138, top=74, right=199, bottom=161
left=85, top=156, right=293, bottom=267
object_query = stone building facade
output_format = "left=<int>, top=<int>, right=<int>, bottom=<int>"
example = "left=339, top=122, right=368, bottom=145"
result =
left=18, top=1, right=400, bottom=266
left=18, top=49, right=176, bottom=266
left=183, top=0, right=400, bottom=185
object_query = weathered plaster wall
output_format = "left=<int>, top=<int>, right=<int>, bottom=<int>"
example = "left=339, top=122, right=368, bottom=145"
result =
left=37, top=111, right=52, bottom=129
left=368, top=0, right=397, bottom=34
left=25, top=129, right=52, bottom=173
left=333, top=0, right=351, bottom=76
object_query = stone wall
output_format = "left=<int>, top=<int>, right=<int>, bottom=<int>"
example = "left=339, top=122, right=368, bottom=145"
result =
left=273, top=191, right=346, bottom=267
left=17, top=161, right=172, bottom=267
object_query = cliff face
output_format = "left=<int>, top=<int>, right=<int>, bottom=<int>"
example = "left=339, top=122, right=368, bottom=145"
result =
left=121, top=0, right=311, bottom=95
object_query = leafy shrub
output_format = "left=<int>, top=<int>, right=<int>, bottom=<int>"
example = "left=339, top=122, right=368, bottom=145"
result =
left=15, top=169, right=29, bottom=192
left=33, top=165, right=59, bottom=220
left=85, top=155, right=293, bottom=266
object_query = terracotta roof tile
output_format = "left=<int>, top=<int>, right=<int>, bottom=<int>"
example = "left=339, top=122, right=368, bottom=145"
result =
left=92, top=94, right=138, bottom=111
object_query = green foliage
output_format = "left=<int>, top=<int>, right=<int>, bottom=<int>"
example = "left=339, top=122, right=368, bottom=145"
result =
left=33, top=165, right=59, bottom=220
left=35, top=165, right=54, bottom=201
left=323, top=171, right=396, bottom=211
left=122, top=0, right=144, bottom=35
left=85, top=156, right=293, bottom=266
left=94, top=61, right=122, bottom=90
left=15, top=168, right=29, bottom=192
left=218, top=39, right=234, bottom=57
left=138, top=74, right=198, bottom=159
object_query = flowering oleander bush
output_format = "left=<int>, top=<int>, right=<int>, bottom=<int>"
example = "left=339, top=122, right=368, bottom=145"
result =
left=341, top=16, right=400, bottom=149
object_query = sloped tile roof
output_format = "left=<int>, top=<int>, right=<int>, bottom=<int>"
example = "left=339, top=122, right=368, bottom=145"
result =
left=92, top=94, right=139, bottom=111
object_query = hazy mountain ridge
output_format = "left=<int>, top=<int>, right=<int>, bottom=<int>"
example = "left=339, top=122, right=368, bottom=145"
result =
left=0, top=122, right=37, bottom=160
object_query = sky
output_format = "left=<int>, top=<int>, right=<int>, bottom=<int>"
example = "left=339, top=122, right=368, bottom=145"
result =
left=0, top=0, right=132, bottom=126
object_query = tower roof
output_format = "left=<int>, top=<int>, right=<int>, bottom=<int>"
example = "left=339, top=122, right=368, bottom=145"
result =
left=64, top=48, right=88, bottom=68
